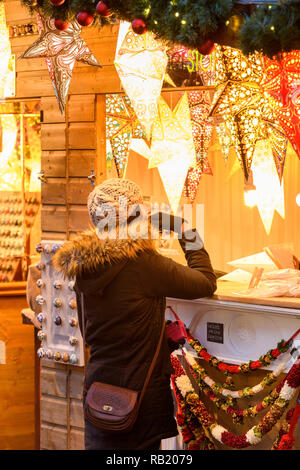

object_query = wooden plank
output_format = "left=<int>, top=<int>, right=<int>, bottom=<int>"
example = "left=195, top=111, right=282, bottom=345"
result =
left=70, top=428, right=85, bottom=450
left=16, top=65, right=121, bottom=98
left=41, top=123, right=66, bottom=151
left=69, top=206, right=91, bottom=233
left=41, top=232, right=67, bottom=241
left=67, top=95, right=96, bottom=122
left=42, top=151, right=66, bottom=177
left=68, top=179, right=92, bottom=205
left=41, top=396, right=67, bottom=426
left=41, top=424, right=68, bottom=450
left=4, top=1, right=33, bottom=22
left=41, top=206, right=67, bottom=233
left=41, top=97, right=65, bottom=124
left=95, top=94, right=107, bottom=184
left=70, top=369, right=84, bottom=400
left=68, top=123, right=96, bottom=150
left=41, top=368, right=67, bottom=398
left=70, top=399, right=84, bottom=428
left=41, top=178, right=66, bottom=205
left=68, top=150, right=95, bottom=177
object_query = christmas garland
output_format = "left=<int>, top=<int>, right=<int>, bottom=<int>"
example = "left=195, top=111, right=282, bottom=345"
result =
left=187, top=332, right=289, bottom=374
left=171, top=354, right=300, bottom=449
left=20, top=0, right=300, bottom=58
left=184, top=349, right=287, bottom=402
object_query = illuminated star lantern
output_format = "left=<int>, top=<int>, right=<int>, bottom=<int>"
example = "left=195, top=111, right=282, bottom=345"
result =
left=216, top=122, right=232, bottom=165
left=250, top=139, right=285, bottom=234
left=0, top=3, right=15, bottom=98
left=106, top=94, right=145, bottom=177
left=262, top=51, right=300, bottom=159
left=210, top=45, right=288, bottom=180
left=148, top=94, right=196, bottom=169
left=183, top=90, right=213, bottom=202
left=150, top=95, right=197, bottom=213
left=21, top=13, right=101, bottom=114
left=115, top=26, right=168, bottom=139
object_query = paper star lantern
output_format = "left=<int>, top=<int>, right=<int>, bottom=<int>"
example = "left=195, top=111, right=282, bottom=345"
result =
left=114, top=26, right=168, bottom=139
left=183, top=90, right=213, bottom=202
left=0, top=3, right=15, bottom=98
left=216, top=121, right=232, bottom=164
left=21, top=13, right=101, bottom=114
left=249, top=139, right=285, bottom=234
left=106, top=94, right=145, bottom=178
left=262, top=51, right=300, bottom=159
left=148, top=94, right=196, bottom=169
left=210, top=45, right=288, bottom=180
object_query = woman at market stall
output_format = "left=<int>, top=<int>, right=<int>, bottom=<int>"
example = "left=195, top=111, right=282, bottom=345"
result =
left=53, top=178, right=216, bottom=450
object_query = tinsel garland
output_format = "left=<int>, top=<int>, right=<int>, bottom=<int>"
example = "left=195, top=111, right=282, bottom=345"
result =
left=187, top=332, right=289, bottom=374
left=171, top=354, right=300, bottom=449
left=19, top=0, right=300, bottom=57
left=184, top=350, right=287, bottom=402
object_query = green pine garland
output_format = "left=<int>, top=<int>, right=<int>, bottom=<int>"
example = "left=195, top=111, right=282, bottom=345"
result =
left=20, top=0, right=300, bottom=57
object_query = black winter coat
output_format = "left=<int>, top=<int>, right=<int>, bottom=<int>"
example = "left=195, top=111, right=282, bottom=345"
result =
left=53, top=230, right=216, bottom=450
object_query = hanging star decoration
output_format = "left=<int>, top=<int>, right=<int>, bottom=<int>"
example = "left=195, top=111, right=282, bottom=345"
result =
left=149, top=94, right=196, bottom=213
left=262, top=51, right=300, bottom=160
left=106, top=94, right=145, bottom=178
left=209, top=45, right=288, bottom=181
left=114, top=25, right=168, bottom=139
left=250, top=139, right=285, bottom=235
left=148, top=93, right=196, bottom=169
left=183, top=90, right=213, bottom=203
left=20, top=12, right=101, bottom=114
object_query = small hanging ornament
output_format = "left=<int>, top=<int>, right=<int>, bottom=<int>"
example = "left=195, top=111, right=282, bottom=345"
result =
left=50, top=0, right=65, bottom=5
left=197, top=39, right=215, bottom=56
left=54, top=19, right=70, bottom=31
left=96, top=1, right=111, bottom=17
left=131, top=18, right=147, bottom=35
left=76, top=12, right=94, bottom=27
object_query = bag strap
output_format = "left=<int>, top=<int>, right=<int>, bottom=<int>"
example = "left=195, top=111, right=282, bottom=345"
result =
left=80, top=292, right=165, bottom=407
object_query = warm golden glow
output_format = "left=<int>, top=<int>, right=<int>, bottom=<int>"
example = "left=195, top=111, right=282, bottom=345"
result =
left=0, top=4, right=15, bottom=98
left=115, top=26, right=168, bottom=139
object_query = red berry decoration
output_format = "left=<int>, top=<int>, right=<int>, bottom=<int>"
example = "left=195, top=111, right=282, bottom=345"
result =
left=54, top=19, right=70, bottom=31
left=50, top=0, right=65, bottom=5
left=197, top=39, right=215, bottom=56
left=131, top=18, right=147, bottom=35
left=96, top=1, right=111, bottom=17
left=76, top=12, right=94, bottom=27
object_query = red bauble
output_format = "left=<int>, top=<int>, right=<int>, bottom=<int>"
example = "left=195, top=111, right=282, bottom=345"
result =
left=54, top=19, right=70, bottom=31
left=50, top=0, right=65, bottom=5
left=131, top=18, right=147, bottom=35
left=76, top=12, right=94, bottom=26
left=197, top=39, right=215, bottom=56
left=96, top=1, right=111, bottom=17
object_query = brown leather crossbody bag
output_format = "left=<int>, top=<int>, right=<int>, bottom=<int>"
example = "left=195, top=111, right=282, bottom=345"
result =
left=80, top=293, right=165, bottom=434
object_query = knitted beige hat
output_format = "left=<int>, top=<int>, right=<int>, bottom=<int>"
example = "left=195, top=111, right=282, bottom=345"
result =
left=88, top=178, right=143, bottom=228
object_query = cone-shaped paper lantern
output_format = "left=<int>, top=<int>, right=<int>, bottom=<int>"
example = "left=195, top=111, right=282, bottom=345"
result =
left=158, top=154, right=191, bottom=215
left=115, top=26, right=168, bottom=139
left=106, top=94, right=145, bottom=178
left=262, top=51, right=300, bottom=159
left=251, top=139, right=285, bottom=234
left=21, top=13, right=101, bottom=114
left=148, top=95, right=196, bottom=169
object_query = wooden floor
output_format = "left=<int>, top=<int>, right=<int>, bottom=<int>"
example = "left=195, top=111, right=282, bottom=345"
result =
left=0, top=293, right=36, bottom=450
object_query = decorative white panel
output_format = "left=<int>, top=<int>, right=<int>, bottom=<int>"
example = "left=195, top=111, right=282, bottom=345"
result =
left=35, top=240, right=84, bottom=367
left=166, top=297, right=300, bottom=371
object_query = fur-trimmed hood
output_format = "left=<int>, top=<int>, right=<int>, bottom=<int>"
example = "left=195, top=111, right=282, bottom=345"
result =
left=52, top=230, right=156, bottom=279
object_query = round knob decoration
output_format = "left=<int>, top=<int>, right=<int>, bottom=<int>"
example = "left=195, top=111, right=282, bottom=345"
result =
left=54, top=315, right=62, bottom=326
left=69, top=318, right=78, bottom=327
